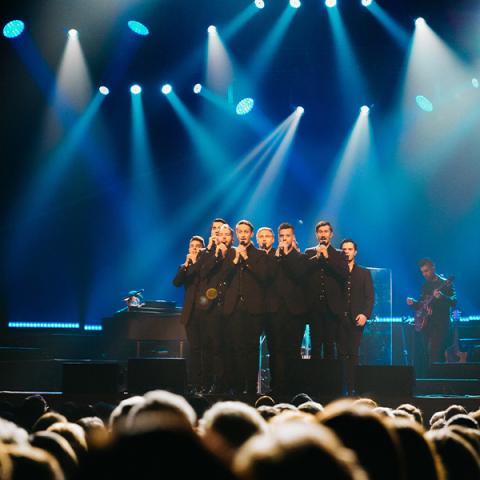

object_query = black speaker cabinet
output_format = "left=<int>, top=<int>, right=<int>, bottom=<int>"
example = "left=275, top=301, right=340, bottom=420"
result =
left=62, top=362, right=120, bottom=394
left=290, top=359, right=343, bottom=397
left=356, top=365, right=415, bottom=397
left=127, top=358, right=186, bottom=394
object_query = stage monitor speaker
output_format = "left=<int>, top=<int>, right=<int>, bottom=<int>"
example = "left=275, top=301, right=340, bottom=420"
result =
left=127, top=358, right=186, bottom=395
left=356, top=365, right=414, bottom=397
left=62, top=362, right=120, bottom=394
left=290, top=359, right=343, bottom=397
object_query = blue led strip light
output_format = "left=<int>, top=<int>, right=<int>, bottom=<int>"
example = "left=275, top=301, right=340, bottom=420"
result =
left=8, top=322, right=79, bottom=329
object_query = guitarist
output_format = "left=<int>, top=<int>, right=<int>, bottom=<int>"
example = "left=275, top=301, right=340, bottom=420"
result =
left=406, top=258, right=457, bottom=373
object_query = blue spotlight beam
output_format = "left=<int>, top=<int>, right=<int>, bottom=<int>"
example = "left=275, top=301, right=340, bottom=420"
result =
left=165, top=91, right=231, bottom=178
left=131, top=113, right=296, bottom=275
left=206, top=27, right=234, bottom=95
left=368, top=3, right=410, bottom=49
left=220, top=123, right=292, bottom=217
left=322, top=112, right=372, bottom=218
left=249, top=6, right=297, bottom=83
left=15, top=93, right=105, bottom=225
left=222, top=3, right=259, bottom=41
left=199, top=85, right=236, bottom=114
left=326, top=7, right=369, bottom=114
left=242, top=110, right=303, bottom=218
left=130, top=93, right=161, bottom=215
left=8, top=31, right=55, bottom=97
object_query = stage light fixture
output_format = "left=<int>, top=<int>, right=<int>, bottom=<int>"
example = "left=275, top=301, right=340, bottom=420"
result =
left=325, top=0, right=337, bottom=7
left=415, top=95, right=433, bottom=112
left=296, top=106, right=305, bottom=115
left=99, top=86, right=110, bottom=95
left=415, top=17, right=426, bottom=27
left=161, top=84, right=172, bottom=95
left=130, top=84, right=142, bottom=95
left=361, top=0, right=373, bottom=6
left=255, top=0, right=265, bottom=8
left=207, top=25, right=217, bottom=33
left=3, top=20, right=25, bottom=38
left=360, top=105, right=370, bottom=115
left=68, top=29, right=78, bottom=38
left=472, top=78, right=479, bottom=89
left=290, top=0, right=301, bottom=8
left=193, top=83, right=202, bottom=94
left=236, top=97, right=255, bottom=115
left=127, top=20, right=150, bottom=36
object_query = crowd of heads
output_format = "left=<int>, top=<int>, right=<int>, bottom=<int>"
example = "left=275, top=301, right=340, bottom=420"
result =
left=0, top=391, right=478, bottom=479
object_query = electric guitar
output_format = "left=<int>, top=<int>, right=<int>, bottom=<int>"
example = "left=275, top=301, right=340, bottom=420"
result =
left=414, top=276, right=454, bottom=332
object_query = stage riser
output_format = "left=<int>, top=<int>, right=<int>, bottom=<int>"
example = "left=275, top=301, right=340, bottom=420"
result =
left=428, top=363, right=480, bottom=379
left=416, top=379, right=480, bottom=396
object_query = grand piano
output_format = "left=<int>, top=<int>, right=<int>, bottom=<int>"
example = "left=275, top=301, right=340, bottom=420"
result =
left=102, top=300, right=186, bottom=359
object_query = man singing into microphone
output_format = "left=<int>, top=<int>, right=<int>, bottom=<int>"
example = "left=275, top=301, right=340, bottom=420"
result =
left=268, top=222, right=308, bottom=394
left=199, top=224, right=236, bottom=393
left=223, top=220, right=268, bottom=395
left=172, top=235, right=205, bottom=393
left=304, top=221, right=348, bottom=360
left=256, top=227, right=275, bottom=255
left=256, top=226, right=276, bottom=391
left=205, top=218, right=227, bottom=254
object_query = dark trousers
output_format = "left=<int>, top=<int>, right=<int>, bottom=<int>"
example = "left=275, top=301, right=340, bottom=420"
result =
left=337, top=314, right=364, bottom=394
left=309, top=304, right=338, bottom=360
left=226, top=302, right=262, bottom=393
left=203, top=306, right=226, bottom=388
left=414, top=317, right=450, bottom=376
left=185, top=308, right=204, bottom=389
left=267, top=308, right=306, bottom=393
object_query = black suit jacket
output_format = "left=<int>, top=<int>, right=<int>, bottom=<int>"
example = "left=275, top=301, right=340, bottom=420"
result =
left=345, top=264, right=375, bottom=320
left=172, top=260, right=201, bottom=325
left=266, top=249, right=308, bottom=315
left=304, top=244, right=349, bottom=316
left=223, top=244, right=268, bottom=316
left=198, top=246, right=236, bottom=311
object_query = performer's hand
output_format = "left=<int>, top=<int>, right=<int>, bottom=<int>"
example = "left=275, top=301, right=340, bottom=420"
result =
left=237, top=244, right=248, bottom=260
left=275, top=247, right=282, bottom=257
left=207, top=236, right=216, bottom=251
left=216, top=243, right=227, bottom=258
left=233, top=247, right=241, bottom=264
left=293, top=238, right=300, bottom=252
left=184, top=253, right=195, bottom=267
left=433, top=289, right=441, bottom=299
left=316, top=245, right=328, bottom=258
left=355, top=314, right=367, bottom=327
left=406, top=297, right=414, bottom=306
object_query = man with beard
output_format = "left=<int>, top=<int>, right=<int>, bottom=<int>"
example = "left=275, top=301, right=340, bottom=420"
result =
left=407, top=258, right=456, bottom=375
left=304, top=221, right=349, bottom=360
left=199, top=224, right=236, bottom=393
left=340, top=239, right=374, bottom=395
left=223, top=220, right=268, bottom=394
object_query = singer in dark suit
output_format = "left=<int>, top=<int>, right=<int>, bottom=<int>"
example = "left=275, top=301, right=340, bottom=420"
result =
left=267, top=222, right=308, bottom=394
left=172, top=235, right=205, bottom=392
left=198, top=224, right=236, bottom=393
left=340, top=239, right=374, bottom=395
left=223, top=220, right=268, bottom=394
left=304, top=221, right=349, bottom=359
